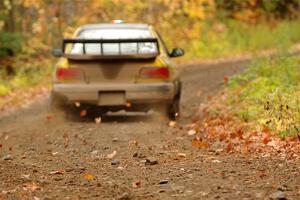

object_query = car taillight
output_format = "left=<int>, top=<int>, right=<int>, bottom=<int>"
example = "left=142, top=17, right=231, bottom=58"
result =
left=56, top=68, right=81, bottom=80
left=139, top=67, right=169, bottom=79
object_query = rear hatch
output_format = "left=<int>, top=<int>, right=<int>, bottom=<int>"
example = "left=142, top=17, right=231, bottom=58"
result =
left=68, top=59, right=159, bottom=84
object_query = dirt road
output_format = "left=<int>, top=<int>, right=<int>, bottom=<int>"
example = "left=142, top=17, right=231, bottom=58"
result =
left=1, top=61, right=299, bottom=200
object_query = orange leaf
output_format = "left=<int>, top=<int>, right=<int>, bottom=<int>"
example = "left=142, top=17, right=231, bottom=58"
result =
left=80, top=109, right=87, bottom=117
left=23, top=182, right=40, bottom=191
left=237, top=128, right=244, bottom=139
left=224, top=76, right=229, bottom=84
left=262, top=137, right=270, bottom=145
left=261, top=125, right=270, bottom=134
left=192, top=137, right=208, bottom=149
left=126, top=101, right=132, bottom=107
left=219, top=132, right=227, bottom=141
left=46, top=114, right=54, bottom=121
left=84, top=173, right=94, bottom=181
left=226, top=142, right=233, bottom=153
left=245, top=139, right=253, bottom=146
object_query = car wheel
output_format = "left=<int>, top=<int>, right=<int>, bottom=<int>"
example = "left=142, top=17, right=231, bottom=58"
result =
left=168, top=81, right=181, bottom=120
left=168, top=95, right=180, bottom=120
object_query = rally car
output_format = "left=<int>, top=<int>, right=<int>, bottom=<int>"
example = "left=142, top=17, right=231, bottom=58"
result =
left=51, top=22, right=184, bottom=119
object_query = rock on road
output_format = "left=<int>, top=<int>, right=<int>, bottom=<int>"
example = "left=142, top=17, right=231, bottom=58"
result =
left=0, top=60, right=299, bottom=200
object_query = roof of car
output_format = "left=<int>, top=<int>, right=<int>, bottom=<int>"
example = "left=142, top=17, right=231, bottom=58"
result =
left=80, top=23, right=150, bottom=30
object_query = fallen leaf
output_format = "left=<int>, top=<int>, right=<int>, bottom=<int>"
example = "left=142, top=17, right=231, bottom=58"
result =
left=188, top=130, right=196, bottom=136
left=169, top=121, right=176, bottom=127
left=21, top=174, right=30, bottom=179
left=75, top=102, right=80, bottom=107
left=126, top=102, right=132, bottom=107
left=106, top=150, right=117, bottom=159
left=245, top=139, right=253, bottom=146
left=49, top=169, right=65, bottom=175
left=262, top=136, right=270, bottom=145
left=259, top=171, right=267, bottom=179
left=227, top=142, right=233, bottom=153
left=177, top=153, right=186, bottom=158
left=204, top=123, right=208, bottom=128
left=80, top=109, right=87, bottom=117
left=84, top=173, right=94, bottom=181
left=95, top=117, right=102, bottom=124
left=219, top=132, right=227, bottom=141
left=130, top=140, right=138, bottom=146
left=46, top=114, right=53, bottom=121
left=23, top=182, right=40, bottom=191
left=262, top=125, right=270, bottom=134
left=192, top=137, right=208, bottom=149
left=224, top=76, right=229, bottom=84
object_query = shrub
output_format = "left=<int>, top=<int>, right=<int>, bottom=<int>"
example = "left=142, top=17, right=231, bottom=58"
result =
left=0, top=31, right=21, bottom=58
left=228, top=56, right=300, bottom=137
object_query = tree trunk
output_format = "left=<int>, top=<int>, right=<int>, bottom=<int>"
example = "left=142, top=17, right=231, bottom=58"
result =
left=4, top=0, right=15, bottom=32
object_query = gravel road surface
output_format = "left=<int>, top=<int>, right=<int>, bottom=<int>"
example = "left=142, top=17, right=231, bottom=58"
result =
left=1, top=60, right=299, bottom=200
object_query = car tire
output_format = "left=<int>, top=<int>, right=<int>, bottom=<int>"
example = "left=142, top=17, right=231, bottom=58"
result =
left=168, top=96, right=180, bottom=120
left=168, top=81, right=181, bottom=120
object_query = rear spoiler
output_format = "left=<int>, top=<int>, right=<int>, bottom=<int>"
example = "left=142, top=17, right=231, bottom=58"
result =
left=61, top=38, right=160, bottom=60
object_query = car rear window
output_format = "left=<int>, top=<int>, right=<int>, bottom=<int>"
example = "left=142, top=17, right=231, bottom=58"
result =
left=70, top=29, right=158, bottom=55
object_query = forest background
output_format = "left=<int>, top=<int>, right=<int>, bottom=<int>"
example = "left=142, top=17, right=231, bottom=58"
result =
left=0, top=0, right=300, bottom=111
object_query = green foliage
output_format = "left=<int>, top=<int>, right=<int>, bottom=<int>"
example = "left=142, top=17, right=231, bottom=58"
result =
left=0, top=56, right=53, bottom=97
left=0, top=31, right=21, bottom=57
left=215, top=0, right=300, bottom=21
left=0, top=84, right=11, bottom=96
left=264, top=89, right=300, bottom=137
left=184, top=20, right=300, bottom=59
left=227, top=56, right=300, bottom=137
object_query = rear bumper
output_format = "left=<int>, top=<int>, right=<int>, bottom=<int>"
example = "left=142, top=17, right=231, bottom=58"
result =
left=52, top=82, right=176, bottom=105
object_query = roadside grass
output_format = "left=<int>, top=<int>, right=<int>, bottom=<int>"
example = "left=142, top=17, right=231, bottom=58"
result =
left=184, top=20, right=300, bottom=59
left=0, top=36, right=54, bottom=97
left=227, top=55, right=300, bottom=138
left=0, top=55, right=53, bottom=97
